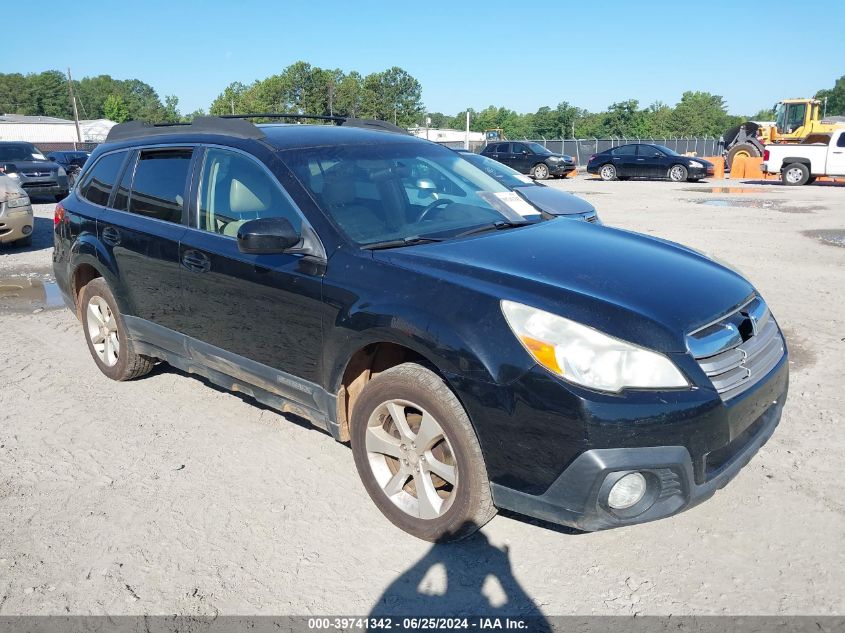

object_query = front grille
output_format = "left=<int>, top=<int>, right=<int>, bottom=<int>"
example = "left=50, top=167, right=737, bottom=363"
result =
left=687, top=296, right=784, bottom=401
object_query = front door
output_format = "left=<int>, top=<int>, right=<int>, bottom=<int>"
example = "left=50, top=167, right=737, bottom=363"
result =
left=96, top=147, right=191, bottom=331
left=636, top=144, right=664, bottom=178
left=828, top=132, right=845, bottom=176
left=509, top=143, right=533, bottom=173
left=178, top=147, right=324, bottom=407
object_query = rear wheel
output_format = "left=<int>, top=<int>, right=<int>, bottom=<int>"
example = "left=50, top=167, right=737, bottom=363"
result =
left=668, top=164, right=688, bottom=182
left=599, top=164, right=617, bottom=181
left=350, top=363, right=495, bottom=542
left=782, top=163, right=809, bottom=186
left=79, top=278, right=155, bottom=381
left=531, top=163, right=550, bottom=180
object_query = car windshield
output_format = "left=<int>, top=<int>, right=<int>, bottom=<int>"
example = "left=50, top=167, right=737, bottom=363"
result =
left=526, top=142, right=551, bottom=154
left=652, top=145, right=679, bottom=156
left=0, top=143, right=47, bottom=162
left=457, top=152, right=537, bottom=189
left=282, top=142, right=532, bottom=246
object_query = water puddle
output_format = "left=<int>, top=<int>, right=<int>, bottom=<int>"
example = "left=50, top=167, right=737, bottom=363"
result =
left=689, top=198, right=819, bottom=214
left=682, top=187, right=770, bottom=194
left=0, top=274, right=65, bottom=313
left=803, top=230, right=845, bottom=248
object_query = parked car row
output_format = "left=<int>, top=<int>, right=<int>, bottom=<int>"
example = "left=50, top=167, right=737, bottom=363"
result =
left=52, top=115, right=788, bottom=541
left=0, top=172, right=34, bottom=247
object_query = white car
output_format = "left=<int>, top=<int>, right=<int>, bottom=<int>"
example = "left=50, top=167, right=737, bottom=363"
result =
left=0, top=173, right=34, bottom=247
left=761, top=128, right=845, bottom=185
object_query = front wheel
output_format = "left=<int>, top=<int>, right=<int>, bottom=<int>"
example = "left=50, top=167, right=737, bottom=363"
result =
left=668, top=164, right=688, bottom=182
left=599, top=163, right=617, bottom=181
left=531, top=163, right=550, bottom=180
left=350, top=363, right=496, bottom=542
left=782, top=163, right=809, bottom=186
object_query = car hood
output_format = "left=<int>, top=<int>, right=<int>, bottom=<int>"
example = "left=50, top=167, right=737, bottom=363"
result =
left=378, top=220, right=754, bottom=352
left=515, top=185, right=595, bottom=216
left=4, top=160, right=58, bottom=171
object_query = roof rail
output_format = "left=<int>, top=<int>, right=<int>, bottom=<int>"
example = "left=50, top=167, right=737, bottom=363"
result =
left=220, top=113, right=411, bottom=135
left=105, top=116, right=265, bottom=143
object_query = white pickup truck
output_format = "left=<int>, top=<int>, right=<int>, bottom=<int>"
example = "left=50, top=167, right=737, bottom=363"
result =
left=761, top=128, right=845, bottom=185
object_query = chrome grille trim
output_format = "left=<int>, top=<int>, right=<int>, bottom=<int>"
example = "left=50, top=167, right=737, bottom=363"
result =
left=687, top=297, right=785, bottom=401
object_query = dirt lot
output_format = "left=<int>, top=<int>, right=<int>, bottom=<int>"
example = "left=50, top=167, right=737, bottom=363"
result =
left=1, top=177, right=843, bottom=618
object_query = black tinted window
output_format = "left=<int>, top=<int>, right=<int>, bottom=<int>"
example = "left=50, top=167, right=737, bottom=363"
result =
left=838, top=134, right=845, bottom=148
left=113, top=152, right=135, bottom=212
left=637, top=145, right=662, bottom=156
left=128, top=149, right=192, bottom=223
left=79, top=152, right=125, bottom=206
left=496, top=143, right=510, bottom=153
left=511, top=143, right=527, bottom=153
left=612, top=145, right=637, bottom=156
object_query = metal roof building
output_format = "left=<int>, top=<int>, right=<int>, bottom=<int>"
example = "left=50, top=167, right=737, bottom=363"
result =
left=0, top=114, right=116, bottom=147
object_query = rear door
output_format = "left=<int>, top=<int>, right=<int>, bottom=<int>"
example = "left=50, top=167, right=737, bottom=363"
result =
left=612, top=144, right=638, bottom=176
left=828, top=132, right=845, bottom=176
left=177, top=146, right=325, bottom=406
left=97, top=147, right=193, bottom=331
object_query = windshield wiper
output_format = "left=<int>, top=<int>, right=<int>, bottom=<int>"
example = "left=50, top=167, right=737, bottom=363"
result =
left=452, top=220, right=532, bottom=239
left=362, top=235, right=445, bottom=250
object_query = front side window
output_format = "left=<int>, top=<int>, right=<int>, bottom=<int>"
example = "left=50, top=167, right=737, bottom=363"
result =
left=838, top=134, right=845, bottom=148
left=128, top=149, right=193, bottom=223
left=637, top=145, right=662, bottom=157
left=78, top=152, right=126, bottom=206
left=197, top=148, right=302, bottom=237
left=511, top=143, right=527, bottom=154
left=283, top=142, right=523, bottom=246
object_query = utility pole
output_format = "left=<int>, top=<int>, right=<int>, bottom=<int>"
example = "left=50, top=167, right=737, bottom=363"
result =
left=465, top=110, right=470, bottom=150
left=231, top=98, right=235, bottom=115
left=66, top=68, right=82, bottom=149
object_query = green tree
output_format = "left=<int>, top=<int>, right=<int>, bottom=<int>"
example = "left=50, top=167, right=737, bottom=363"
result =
left=334, top=71, right=363, bottom=117
left=668, top=91, right=732, bottom=136
left=209, top=81, right=249, bottom=115
left=103, top=94, right=130, bottom=122
left=815, top=74, right=845, bottom=117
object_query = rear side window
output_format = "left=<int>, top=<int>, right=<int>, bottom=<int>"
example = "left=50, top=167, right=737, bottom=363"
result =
left=612, top=145, right=637, bottom=156
left=128, top=149, right=193, bottom=223
left=79, top=152, right=126, bottom=206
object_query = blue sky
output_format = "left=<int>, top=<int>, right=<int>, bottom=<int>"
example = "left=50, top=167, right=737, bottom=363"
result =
left=4, top=1, right=843, bottom=117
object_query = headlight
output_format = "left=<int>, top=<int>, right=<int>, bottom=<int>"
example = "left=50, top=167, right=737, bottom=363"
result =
left=57, top=166, right=67, bottom=177
left=6, top=172, right=20, bottom=179
left=688, top=161, right=703, bottom=168
left=5, top=195, right=31, bottom=209
left=501, top=300, right=688, bottom=392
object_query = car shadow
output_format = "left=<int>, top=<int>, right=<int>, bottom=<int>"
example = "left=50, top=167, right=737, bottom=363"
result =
left=0, top=216, right=53, bottom=253
left=369, top=522, right=551, bottom=629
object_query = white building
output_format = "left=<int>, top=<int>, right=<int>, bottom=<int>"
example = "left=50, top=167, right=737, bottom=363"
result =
left=0, top=114, right=116, bottom=145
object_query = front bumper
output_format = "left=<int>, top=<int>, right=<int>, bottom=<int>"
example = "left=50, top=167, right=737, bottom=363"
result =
left=549, top=163, right=576, bottom=176
left=688, top=165, right=711, bottom=179
left=0, top=203, right=34, bottom=244
left=453, top=349, right=788, bottom=532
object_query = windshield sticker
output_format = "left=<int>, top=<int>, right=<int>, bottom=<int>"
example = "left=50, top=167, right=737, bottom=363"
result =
left=492, top=191, right=539, bottom=217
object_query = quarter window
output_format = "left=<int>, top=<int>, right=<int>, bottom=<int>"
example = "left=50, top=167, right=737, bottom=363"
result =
left=197, top=148, right=301, bottom=237
left=78, top=152, right=126, bottom=206
left=128, top=149, right=193, bottom=223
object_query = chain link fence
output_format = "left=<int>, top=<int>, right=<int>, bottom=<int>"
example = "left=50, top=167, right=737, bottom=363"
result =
left=443, top=137, right=724, bottom=166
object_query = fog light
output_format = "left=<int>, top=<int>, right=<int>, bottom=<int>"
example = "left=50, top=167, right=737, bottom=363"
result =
left=607, top=472, right=647, bottom=510
left=22, top=225, right=32, bottom=235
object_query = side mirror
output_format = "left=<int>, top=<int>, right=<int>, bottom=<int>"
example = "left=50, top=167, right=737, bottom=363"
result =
left=237, top=217, right=300, bottom=254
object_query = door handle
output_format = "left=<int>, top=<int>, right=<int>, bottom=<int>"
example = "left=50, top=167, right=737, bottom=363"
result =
left=636, top=158, right=645, bottom=161
left=101, top=226, right=120, bottom=247
left=181, top=249, right=211, bottom=273
left=833, top=151, right=843, bottom=154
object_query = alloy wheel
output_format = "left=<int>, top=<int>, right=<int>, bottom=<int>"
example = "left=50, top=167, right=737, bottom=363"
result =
left=365, top=399, right=458, bottom=520
left=534, top=164, right=549, bottom=179
left=86, top=295, right=120, bottom=367
left=670, top=165, right=686, bottom=181
left=600, top=165, right=615, bottom=180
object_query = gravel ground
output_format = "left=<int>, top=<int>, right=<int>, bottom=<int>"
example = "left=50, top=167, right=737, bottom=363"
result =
left=0, top=178, right=843, bottom=617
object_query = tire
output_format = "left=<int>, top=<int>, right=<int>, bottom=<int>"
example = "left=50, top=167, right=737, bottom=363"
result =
left=668, top=164, right=688, bottom=182
left=687, top=178, right=701, bottom=183
left=726, top=143, right=761, bottom=171
left=531, top=163, right=550, bottom=180
left=781, top=163, right=809, bottom=186
left=13, top=234, right=32, bottom=248
left=350, top=363, right=496, bottom=542
left=79, top=278, right=155, bottom=381
left=599, top=163, right=617, bottom=181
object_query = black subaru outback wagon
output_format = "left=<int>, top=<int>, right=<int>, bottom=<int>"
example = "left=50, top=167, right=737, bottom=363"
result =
left=53, top=116, right=788, bottom=541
